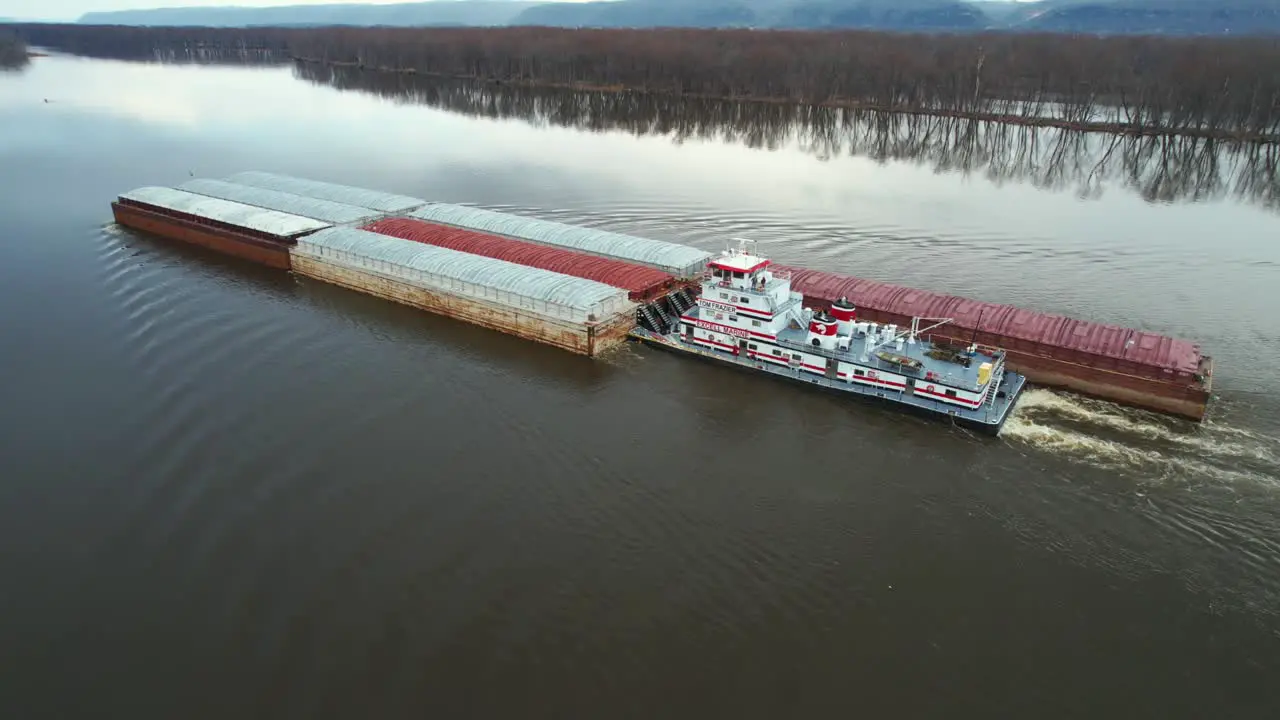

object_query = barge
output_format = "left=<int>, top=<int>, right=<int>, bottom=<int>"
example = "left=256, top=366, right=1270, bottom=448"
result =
left=779, top=267, right=1213, bottom=421
left=107, top=170, right=1213, bottom=422
left=111, top=186, right=332, bottom=269
left=292, top=226, right=637, bottom=356
left=631, top=241, right=1026, bottom=435
left=363, top=217, right=680, bottom=302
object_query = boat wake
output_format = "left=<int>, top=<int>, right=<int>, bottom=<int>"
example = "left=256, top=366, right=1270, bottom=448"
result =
left=1001, top=389, right=1279, bottom=488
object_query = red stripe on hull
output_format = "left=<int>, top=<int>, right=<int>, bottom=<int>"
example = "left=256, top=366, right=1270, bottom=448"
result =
left=693, top=323, right=995, bottom=407
left=693, top=337, right=826, bottom=375
left=751, top=352, right=790, bottom=367
left=696, top=337, right=736, bottom=350
left=914, top=386, right=985, bottom=407
left=840, top=374, right=907, bottom=390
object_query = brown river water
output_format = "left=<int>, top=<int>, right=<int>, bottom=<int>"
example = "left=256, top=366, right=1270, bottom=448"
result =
left=2, top=53, right=1278, bottom=718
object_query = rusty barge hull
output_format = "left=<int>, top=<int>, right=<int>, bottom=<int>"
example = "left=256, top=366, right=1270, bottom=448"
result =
left=111, top=201, right=298, bottom=270
left=783, top=288, right=1211, bottom=421
left=842, top=315, right=1211, bottom=419
left=989, top=346, right=1210, bottom=421
left=291, top=255, right=634, bottom=356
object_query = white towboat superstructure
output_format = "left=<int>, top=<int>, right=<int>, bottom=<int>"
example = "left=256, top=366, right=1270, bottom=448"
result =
left=631, top=240, right=1026, bottom=434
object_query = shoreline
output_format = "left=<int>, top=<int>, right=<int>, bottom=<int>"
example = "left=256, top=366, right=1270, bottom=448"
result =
left=293, top=56, right=1280, bottom=144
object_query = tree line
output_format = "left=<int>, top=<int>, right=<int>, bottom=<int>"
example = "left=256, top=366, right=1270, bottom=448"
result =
left=0, top=29, right=29, bottom=68
left=7, top=23, right=1280, bottom=139
left=294, top=61, right=1280, bottom=212
left=4, top=23, right=293, bottom=62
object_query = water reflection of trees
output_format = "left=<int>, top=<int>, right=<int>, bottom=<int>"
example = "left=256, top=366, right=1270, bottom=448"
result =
left=296, top=62, right=1280, bottom=212
left=150, top=47, right=289, bottom=65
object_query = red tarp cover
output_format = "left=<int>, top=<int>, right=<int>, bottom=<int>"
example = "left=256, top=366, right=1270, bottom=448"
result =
left=778, top=265, right=1201, bottom=375
left=364, top=218, right=674, bottom=300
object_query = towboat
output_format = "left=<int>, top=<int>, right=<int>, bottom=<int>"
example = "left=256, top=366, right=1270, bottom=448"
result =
left=631, top=240, right=1027, bottom=435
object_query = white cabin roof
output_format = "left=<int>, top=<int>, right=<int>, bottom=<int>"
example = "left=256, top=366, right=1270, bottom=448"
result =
left=709, top=251, right=771, bottom=273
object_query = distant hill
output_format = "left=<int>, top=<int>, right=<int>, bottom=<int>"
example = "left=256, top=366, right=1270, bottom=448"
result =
left=515, top=0, right=988, bottom=31
left=73, top=0, right=1280, bottom=35
left=515, top=1, right=758, bottom=29
left=1014, top=0, right=1280, bottom=35
left=771, top=0, right=988, bottom=30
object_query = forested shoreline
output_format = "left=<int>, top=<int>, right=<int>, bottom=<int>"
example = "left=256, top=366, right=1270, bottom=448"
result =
left=7, top=23, right=1280, bottom=139
left=0, top=30, right=30, bottom=68
left=295, top=61, right=1280, bottom=211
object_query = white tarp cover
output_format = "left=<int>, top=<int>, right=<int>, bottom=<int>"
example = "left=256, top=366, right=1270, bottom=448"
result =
left=179, top=178, right=382, bottom=226
left=225, top=171, right=427, bottom=214
left=294, top=227, right=632, bottom=322
left=120, top=186, right=331, bottom=237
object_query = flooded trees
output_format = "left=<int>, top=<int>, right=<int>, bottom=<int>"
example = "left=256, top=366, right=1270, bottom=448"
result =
left=5, top=23, right=293, bottom=63
left=291, top=63, right=1280, bottom=212
left=0, top=30, right=29, bottom=68
left=284, top=27, right=1280, bottom=139
left=8, top=23, right=1280, bottom=138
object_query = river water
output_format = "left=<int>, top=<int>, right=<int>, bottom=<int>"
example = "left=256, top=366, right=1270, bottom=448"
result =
left=2, top=53, right=1279, bottom=718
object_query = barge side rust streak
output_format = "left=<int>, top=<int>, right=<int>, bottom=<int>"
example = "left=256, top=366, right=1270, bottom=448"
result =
left=588, top=311, right=636, bottom=356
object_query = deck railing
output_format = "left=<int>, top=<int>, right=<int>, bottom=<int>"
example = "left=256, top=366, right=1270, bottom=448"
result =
left=701, top=267, right=792, bottom=288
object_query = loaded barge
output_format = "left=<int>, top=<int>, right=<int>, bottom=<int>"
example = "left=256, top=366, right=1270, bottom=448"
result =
left=778, top=268, right=1212, bottom=421
left=108, top=170, right=1213, bottom=424
left=291, top=226, right=637, bottom=356
left=111, top=186, right=329, bottom=269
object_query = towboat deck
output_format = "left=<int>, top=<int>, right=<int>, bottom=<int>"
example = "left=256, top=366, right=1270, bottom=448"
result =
left=632, top=326, right=1026, bottom=433
left=770, top=320, right=993, bottom=393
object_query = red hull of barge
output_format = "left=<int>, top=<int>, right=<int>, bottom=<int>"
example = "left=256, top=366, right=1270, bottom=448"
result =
left=777, top=266, right=1212, bottom=421
left=111, top=201, right=296, bottom=270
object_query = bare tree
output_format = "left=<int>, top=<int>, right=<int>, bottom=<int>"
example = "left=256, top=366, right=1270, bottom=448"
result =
left=8, top=23, right=1280, bottom=138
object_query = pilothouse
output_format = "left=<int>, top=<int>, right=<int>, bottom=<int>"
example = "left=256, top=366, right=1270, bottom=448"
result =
left=632, top=239, right=1027, bottom=434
